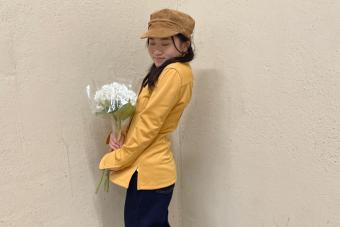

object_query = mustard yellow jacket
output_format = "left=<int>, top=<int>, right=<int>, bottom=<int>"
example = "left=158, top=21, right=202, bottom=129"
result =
left=99, top=62, right=193, bottom=190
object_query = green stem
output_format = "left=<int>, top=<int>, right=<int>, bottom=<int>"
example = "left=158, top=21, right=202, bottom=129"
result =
left=107, top=170, right=110, bottom=192
left=115, top=119, right=122, bottom=141
left=112, top=115, right=122, bottom=141
left=104, top=170, right=110, bottom=192
left=95, top=170, right=105, bottom=194
left=106, top=173, right=109, bottom=192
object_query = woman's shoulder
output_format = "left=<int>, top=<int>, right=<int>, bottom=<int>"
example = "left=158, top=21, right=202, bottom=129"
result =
left=164, top=62, right=192, bottom=72
left=163, top=62, right=193, bottom=85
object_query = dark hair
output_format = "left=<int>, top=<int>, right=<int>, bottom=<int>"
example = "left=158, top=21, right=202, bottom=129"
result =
left=140, top=33, right=195, bottom=93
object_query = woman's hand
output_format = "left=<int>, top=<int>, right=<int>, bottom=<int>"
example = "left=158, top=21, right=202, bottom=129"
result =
left=109, top=132, right=125, bottom=150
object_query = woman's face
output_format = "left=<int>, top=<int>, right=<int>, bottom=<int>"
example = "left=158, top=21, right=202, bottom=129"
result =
left=147, top=36, right=189, bottom=67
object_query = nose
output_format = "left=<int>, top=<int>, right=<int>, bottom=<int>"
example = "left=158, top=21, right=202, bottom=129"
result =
left=153, top=49, right=162, bottom=56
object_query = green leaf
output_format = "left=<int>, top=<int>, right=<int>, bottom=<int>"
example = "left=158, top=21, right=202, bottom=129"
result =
left=112, top=103, right=135, bottom=121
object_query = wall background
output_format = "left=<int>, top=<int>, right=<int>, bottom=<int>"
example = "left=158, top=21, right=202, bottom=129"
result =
left=1, top=0, right=339, bottom=226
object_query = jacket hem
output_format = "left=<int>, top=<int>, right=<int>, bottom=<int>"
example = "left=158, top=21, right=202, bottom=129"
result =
left=137, top=178, right=176, bottom=190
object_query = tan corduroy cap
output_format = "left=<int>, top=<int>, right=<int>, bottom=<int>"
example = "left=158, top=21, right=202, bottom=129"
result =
left=140, top=8, right=195, bottom=39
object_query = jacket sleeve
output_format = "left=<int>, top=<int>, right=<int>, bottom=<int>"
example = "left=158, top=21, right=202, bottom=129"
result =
left=99, top=68, right=182, bottom=171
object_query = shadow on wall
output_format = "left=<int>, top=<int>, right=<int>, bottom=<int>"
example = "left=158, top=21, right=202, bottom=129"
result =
left=179, top=68, right=233, bottom=226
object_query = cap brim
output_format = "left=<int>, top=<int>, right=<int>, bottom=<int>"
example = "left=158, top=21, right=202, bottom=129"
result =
left=140, top=27, right=179, bottom=39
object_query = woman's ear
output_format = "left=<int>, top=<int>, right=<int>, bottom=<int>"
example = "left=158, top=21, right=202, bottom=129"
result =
left=181, top=41, right=191, bottom=52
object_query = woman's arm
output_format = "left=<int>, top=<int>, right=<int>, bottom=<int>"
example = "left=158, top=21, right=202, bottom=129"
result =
left=99, top=67, right=182, bottom=171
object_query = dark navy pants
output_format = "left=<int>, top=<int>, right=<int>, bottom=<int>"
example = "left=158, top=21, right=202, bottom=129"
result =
left=124, top=171, right=175, bottom=227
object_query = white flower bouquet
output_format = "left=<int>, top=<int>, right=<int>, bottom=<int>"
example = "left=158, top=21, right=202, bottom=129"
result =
left=86, top=81, right=137, bottom=193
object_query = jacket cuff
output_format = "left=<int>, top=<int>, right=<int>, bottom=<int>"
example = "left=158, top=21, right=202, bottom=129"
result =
left=98, top=149, right=121, bottom=170
left=99, top=152, right=112, bottom=169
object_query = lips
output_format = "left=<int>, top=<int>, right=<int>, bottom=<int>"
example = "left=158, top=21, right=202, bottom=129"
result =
left=154, top=58, right=165, bottom=66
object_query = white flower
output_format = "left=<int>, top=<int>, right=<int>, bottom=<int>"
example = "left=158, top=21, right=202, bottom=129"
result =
left=92, top=82, right=137, bottom=113
left=86, top=80, right=137, bottom=194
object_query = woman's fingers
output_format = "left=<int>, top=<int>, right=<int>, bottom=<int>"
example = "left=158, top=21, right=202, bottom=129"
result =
left=110, top=134, right=125, bottom=146
left=109, top=141, right=122, bottom=150
left=110, top=142, right=119, bottom=148
left=110, top=134, right=120, bottom=143
left=110, top=139, right=122, bottom=147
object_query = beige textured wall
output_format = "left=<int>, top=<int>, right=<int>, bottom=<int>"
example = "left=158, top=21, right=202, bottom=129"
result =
left=1, top=0, right=340, bottom=227
left=179, top=0, right=340, bottom=227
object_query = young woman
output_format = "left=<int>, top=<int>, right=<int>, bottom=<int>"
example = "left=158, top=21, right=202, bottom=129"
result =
left=99, top=8, right=195, bottom=227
